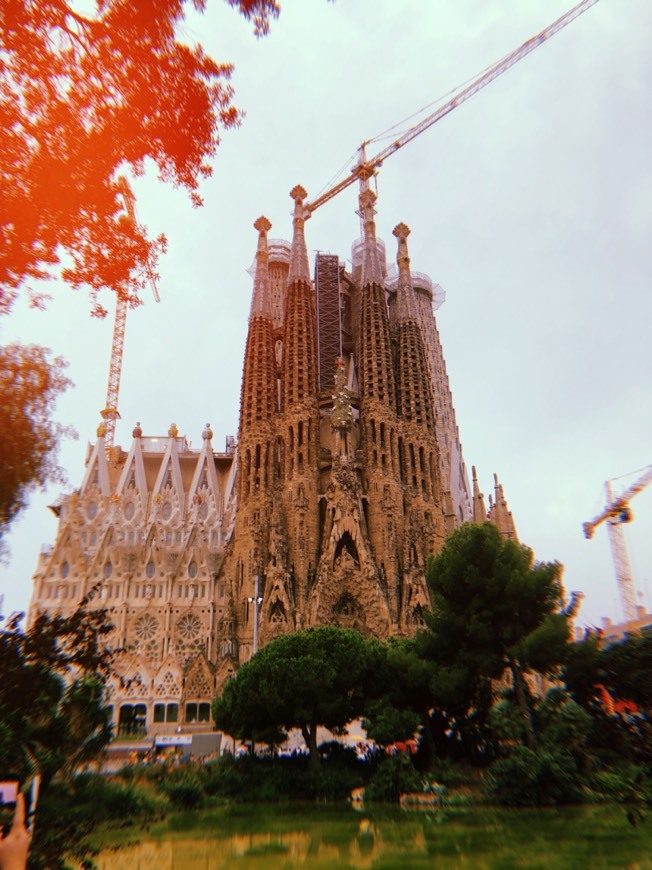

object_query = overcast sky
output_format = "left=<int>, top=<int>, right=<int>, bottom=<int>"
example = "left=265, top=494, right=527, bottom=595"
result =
left=1, top=0, right=651, bottom=628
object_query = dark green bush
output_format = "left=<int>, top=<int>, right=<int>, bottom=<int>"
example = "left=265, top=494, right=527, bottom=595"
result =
left=161, top=773, right=205, bottom=809
left=114, top=763, right=138, bottom=781
left=71, top=772, right=165, bottom=820
left=586, top=765, right=650, bottom=804
left=426, top=756, right=472, bottom=788
left=201, top=752, right=365, bottom=802
left=313, top=761, right=363, bottom=800
left=364, top=754, right=422, bottom=804
left=483, top=746, right=585, bottom=806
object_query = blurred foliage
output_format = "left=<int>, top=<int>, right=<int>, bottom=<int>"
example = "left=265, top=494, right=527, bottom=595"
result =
left=0, top=0, right=280, bottom=314
left=0, top=600, right=116, bottom=867
left=0, top=343, right=72, bottom=549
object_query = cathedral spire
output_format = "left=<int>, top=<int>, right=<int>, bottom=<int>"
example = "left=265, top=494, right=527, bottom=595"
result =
left=392, top=222, right=435, bottom=432
left=288, top=185, right=311, bottom=285
left=487, top=472, right=518, bottom=541
left=392, top=222, right=417, bottom=323
left=249, top=216, right=272, bottom=320
left=280, top=187, right=320, bottom=600
left=359, top=189, right=384, bottom=287
left=472, top=466, right=487, bottom=523
left=283, top=186, right=318, bottom=411
left=357, top=189, right=395, bottom=411
left=238, top=217, right=278, bottom=444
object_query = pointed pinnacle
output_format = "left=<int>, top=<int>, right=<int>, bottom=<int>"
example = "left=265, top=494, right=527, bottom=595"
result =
left=249, top=214, right=272, bottom=319
left=393, top=222, right=411, bottom=241
left=254, top=215, right=272, bottom=234
left=393, top=222, right=416, bottom=321
left=290, top=184, right=308, bottom=204
left=289, top=185, right=311, bottom=284
left=359, top=189, right=383, bottom=286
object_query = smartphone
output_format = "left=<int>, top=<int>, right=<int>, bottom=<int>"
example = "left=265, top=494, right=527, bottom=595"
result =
left=0, top=780, right=19, bottom=836
left=0, top=781, right=18, bottom=808
left=0, top=775, right=40, bottom=834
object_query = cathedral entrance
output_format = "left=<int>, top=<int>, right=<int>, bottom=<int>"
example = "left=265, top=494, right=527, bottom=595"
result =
left=118, top=703, right=147, bottom=737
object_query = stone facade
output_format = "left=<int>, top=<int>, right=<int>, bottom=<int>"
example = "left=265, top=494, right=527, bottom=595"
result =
left=28, top=186, right=515, bottom=737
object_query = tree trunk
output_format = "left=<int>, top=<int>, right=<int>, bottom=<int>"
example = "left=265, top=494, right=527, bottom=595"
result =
left=301, top=721, right=320, bottom=772
left=508, top=656, right=536, bottom=749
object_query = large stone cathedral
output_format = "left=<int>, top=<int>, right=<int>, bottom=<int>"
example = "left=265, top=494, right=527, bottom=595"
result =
left=27, top=186, right=516, bottom=736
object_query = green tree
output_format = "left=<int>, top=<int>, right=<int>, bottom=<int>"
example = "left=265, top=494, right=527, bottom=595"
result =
left=213, top=627, right=385, bottom=771
left=0, top=599, right=115, bottom=785
left=1, top=0, right=280, bottom=313
left=361, top=638, right=437, bottom=756
left=0, top=343, right=72, bottom=548
left=423, top=523, right=577, bottom=749
left=484, top=689, right=594, bottom=806
left=562, top=633, right=603, bottom=708
left=0, top=598, right=116, bottom=866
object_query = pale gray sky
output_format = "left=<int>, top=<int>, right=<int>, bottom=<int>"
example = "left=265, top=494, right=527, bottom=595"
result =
left=1, top=0, right=651, bottom=627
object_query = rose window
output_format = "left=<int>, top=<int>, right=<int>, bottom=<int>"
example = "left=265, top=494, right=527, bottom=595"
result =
left=177, top=614, right=201, bottom=641
left=175, top=615, right=203, bottom=667
left=135, top=614, right=159, bottom=641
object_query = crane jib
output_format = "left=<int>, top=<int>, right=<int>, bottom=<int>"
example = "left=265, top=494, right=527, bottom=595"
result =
left=306, top=0, right=601, bottom=215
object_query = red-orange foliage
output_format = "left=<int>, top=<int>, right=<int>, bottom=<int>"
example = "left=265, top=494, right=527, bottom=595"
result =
left=0, top=343, right=72, bottom=543
left=0, top=0, right=280, bottom=315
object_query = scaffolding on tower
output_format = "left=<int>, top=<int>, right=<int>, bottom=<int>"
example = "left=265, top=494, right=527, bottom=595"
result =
left=315, top=254, right=342, bottom=393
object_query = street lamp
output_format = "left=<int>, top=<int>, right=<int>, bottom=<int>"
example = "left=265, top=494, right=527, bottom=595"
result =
left=247, top=574, right=263, bottom=655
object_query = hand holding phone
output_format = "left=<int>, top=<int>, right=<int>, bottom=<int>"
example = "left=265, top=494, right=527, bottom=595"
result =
left=0, top=776, right=39, bottom=837
left=0, top=791, right=29, bottom=870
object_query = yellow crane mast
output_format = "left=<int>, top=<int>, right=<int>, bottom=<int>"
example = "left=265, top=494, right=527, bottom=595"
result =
left=583, top=465, right=652, bottom=622
left=101, top=178, right=160, bottom=452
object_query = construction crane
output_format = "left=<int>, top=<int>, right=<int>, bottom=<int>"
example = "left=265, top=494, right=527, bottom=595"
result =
left=306, top=0, right=600, bottom=215
left=583, top=465, right=652, bottom=622
left=101, top=178, right=160, bottom=452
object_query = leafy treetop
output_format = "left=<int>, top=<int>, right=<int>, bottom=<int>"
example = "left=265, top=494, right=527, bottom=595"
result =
left=0, top=0, right=280, bottom=315
left=421, top=523, right=577, bottom=748
left=213, top=626, right=386, bottom=769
